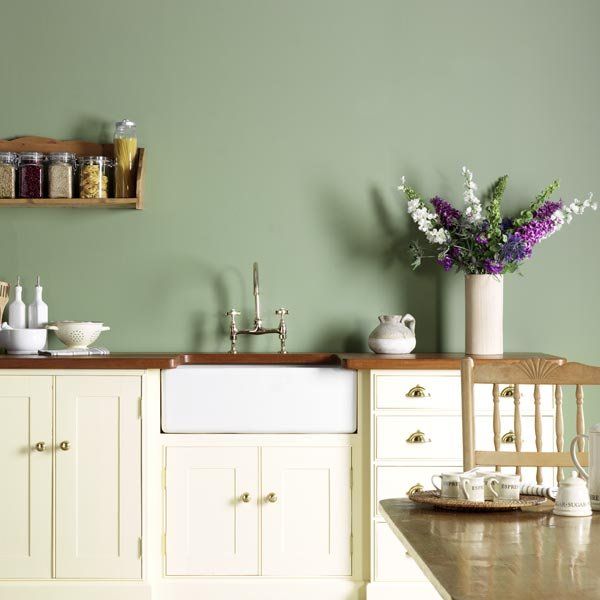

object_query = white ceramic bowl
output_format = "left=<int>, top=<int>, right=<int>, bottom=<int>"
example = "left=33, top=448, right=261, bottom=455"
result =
left=0, top=328, right=48, bottom=355
left=47, top=321, right=110, bottom=349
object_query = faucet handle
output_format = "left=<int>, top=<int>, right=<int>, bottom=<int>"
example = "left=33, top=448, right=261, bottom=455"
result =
left=275, top=308, right=289, bottom=317
left=226, top=309, right=241, bottom=319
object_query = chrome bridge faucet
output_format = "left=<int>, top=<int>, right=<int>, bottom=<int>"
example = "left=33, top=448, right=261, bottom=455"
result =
left=225, top=262, right=289, bottom=354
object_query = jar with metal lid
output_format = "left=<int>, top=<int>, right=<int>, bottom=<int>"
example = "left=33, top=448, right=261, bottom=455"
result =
left=18, top=152, right=45, bottom=198
left=78, top=156, right=112, bottom=199
left=0, top=152, right=18, bottom=199
left=48, top=152, right=76, bottom=199
left=114, top=119, right=137, bottom=198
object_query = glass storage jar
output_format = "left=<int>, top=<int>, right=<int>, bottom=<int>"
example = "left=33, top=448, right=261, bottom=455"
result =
left=0, top=152, right=18, bottom=199
left=114, top=119, right=137, bottom=198
left=18, top=152, right=45, bottom=198
left=78, top=156, right=111, bottom=199
left=48, top=152, right=76, bottom=199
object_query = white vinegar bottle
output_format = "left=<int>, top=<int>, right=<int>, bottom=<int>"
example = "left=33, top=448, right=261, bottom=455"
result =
left=8, top=276, right=26, bottom=329
left=28, top=276, right=49, bottom=329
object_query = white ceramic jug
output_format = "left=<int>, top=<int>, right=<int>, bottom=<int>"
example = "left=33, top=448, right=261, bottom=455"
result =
left=368, top=314, right=416, bottom=354
left=570, top=423, right=600, bottom=511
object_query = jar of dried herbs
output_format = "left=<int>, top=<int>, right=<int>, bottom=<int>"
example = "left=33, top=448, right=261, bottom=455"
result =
left=0, top=152, right=18, bottom=199
left=78, top=156, right=111, bottom=199
left=48, top=152, right=76, bottom=199
left=18, top=152, right=45, bottom=198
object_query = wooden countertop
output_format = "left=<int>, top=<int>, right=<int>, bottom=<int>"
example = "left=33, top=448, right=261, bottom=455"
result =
left=0, top=352, right=564, bottom=370
left=379, top=498, right=600, bottom=600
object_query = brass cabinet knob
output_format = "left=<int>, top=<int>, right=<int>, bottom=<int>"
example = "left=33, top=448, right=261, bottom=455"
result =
left=406, top=384, right=429, bottom=398
left=266, top=492, right=278, bottom=503
left=406, top=483, right=424, bottom=496
left=59, top=441, right=71, bottom=451
left=34, top=442, right=46, bottom=452
left=500, top=385, right=515, bottom=398
left=240, top=492, right=251, bottom=503
left=501, top=430, right=517, bottom=444
left=406, top=430, right=431, bottom=444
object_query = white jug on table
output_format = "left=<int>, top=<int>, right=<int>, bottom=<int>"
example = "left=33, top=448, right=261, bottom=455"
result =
left=570, top=423, right=600, bottom=511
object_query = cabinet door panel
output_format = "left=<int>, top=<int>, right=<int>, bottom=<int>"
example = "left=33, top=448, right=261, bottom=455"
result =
left=0, top=376, right=52, bottom=579
left=165, top=446, right=259, bottom=575
left=261, top=446, right=352, bottom=576
left=55, top=376, right=142, bottom=579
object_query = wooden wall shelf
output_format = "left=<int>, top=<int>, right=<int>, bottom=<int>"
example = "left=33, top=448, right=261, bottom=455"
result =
left=0, top=136, right=145, bottom=210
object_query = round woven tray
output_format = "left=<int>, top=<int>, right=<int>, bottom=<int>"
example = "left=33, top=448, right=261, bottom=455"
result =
left=408, top=490, right=547, bottom=511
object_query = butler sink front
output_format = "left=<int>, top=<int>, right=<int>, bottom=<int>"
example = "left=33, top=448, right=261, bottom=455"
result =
left=161, top=366, right=357, bottom=433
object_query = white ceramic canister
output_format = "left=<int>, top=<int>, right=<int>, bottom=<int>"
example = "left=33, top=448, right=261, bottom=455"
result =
left=571, top=424, right=600, bottom=511
left=553, top=471, right=592, bottom=517
left=368, top=314, right=416, bottom=354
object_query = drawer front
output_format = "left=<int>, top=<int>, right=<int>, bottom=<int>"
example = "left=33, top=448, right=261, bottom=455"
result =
left=374, top=521, right=427, bottom=582
left=374, top=373, right=460, bottom=411
left=474, top=383, right=553, bottom=415
left=475, top=414, right=554, bottom=452
left=375, top=466, right=459, bottom=517
left=376, top=415, right=462, bottom=460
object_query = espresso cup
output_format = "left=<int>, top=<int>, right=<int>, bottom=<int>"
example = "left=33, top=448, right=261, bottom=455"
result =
left=488, top=473, right=521, bottom=502
left=431, top=472, right=463, bottom=498
left=480, top=472, right=499, bottom=501
left=460, top=474, right=486, bottom=502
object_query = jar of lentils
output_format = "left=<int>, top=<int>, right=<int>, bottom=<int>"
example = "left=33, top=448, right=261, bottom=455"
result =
left=48, top=152, right=76, bottom=199
left=0, top=152, right=18, bottom=199
left=18, top=152, right=45, bottom=198
left=78, top=156, right=111, bottom=199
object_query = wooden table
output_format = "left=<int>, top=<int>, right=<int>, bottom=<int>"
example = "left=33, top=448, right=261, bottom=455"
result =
left=379, top=498, right=600, bottom=600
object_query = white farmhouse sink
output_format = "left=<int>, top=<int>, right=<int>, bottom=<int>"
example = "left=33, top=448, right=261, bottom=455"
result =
left=161, top=366, right=357, bottom=433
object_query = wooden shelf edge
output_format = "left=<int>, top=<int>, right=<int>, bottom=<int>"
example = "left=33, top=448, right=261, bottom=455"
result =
left=0, top=198, right=139, bottom=209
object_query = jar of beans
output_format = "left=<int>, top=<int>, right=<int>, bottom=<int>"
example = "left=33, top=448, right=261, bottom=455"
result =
left=0, top=152, right=18, bottom=199
left=18, top=152, right=45, bottom=198
left=78, top=156, right=111, bottom=199
left=48, top=152, right=76, bottom=199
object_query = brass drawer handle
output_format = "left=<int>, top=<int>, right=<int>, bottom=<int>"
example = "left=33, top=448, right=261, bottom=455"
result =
left=59, top=441, right=71, bottom=451
left=266, top=492, right=278, bottom=503
left=406, top=384, right=429, bottom=398
left=406, top=430, right=431, bottom=444
left=501, top=430, right=516, bottom=444
left=406, top=483, right=424, bottom=496
left=240, top=492, right=251, bottom=503
left=34, top=441, right=46, bottom=452
left=500, top=385, right=515, bottom=398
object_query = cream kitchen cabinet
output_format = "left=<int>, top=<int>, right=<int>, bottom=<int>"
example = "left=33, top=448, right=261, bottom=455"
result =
left=165, top=445, right=352, bottom=577
left=0, top=374, right=142, bottom=581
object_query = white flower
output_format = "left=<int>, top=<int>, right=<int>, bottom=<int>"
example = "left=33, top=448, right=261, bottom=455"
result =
left=462, top=166, right=482, bottom=222
left=563, top=192, right=596, bottom=222
left=397, top=176, right=406, bottom=192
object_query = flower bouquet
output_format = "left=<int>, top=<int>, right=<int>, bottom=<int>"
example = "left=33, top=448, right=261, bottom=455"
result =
left=398, top=168, right=596, bottom=354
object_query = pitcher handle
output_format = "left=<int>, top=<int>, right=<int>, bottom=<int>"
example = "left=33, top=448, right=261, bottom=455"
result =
left=401, top=314, right=416, bottom=334
left=570, top=434, right=589, bottom=480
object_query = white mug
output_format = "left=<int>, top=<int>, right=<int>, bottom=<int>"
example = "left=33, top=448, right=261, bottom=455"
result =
left=488, top=473, right=521, bottom=502
left=431, top=472, right=463, bottom=498
left=460, top=474, right=485, bottom=502
left=480, top=473, right=499, bottom=501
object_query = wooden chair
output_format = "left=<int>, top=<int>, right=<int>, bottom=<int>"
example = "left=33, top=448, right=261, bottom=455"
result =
left=461, top=357, right=596, bottom=483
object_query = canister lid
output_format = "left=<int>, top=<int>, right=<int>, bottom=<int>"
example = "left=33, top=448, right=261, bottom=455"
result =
left=560, top=471, right=588, bottom=487
left=0, top=152, right=18, bottom=163
left=116, top=119, right=136, bottom=128
left=48, top=152, right=76, bottom=162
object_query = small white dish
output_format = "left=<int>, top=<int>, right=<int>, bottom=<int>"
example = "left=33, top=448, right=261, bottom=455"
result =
left=0, top=328, right=48, bottom=355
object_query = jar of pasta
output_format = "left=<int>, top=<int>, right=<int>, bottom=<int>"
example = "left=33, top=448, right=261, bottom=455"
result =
left=48, top=152, right=76, bottom=199
left=18, top=152, right=45, bottom=198
left=114, top=119, right=137, bottom=198
left=78, top=156, right=111, bottom=199
left=0, top=152, right=18, bottom=199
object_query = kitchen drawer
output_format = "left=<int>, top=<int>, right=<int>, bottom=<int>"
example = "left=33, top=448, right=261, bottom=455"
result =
left=373, top=373, right=460, bottom=411
left=474, top=383, right=553, bottom=415
left=375, top=466, right=459, bottom=517
left=376, top=415, right=462, bottom=460
left=475, top=414, right=554, bottom=452
left=374, top=521, right=428, bottom=582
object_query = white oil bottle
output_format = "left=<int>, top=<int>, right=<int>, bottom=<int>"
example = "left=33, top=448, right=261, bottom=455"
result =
left=8, top=276, right=26, bottom=329
left=27, top=276, right=48, bottom=329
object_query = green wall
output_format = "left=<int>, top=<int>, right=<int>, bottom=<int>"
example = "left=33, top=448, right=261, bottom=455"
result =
left=1, top=0, right=599, bottom=375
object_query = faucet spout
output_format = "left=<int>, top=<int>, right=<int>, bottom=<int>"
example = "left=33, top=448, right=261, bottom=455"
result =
left=253, top=262, right=262, bottom=328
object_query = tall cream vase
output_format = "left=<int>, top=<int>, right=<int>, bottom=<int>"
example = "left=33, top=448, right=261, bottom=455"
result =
left=465, top=274, right=503, bottom=355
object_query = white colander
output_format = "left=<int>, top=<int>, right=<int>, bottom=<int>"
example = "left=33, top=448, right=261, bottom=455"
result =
left=47, top=321, right=110, bottom=349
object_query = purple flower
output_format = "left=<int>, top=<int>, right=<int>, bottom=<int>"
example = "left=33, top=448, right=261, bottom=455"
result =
left=430, top=196, right=461, bottom=228
left=437, top=255, right=453, bottom=271
left=534, top=200, right=562, bottom=220
left=500, top=234, right=530, bottom=262
left=501, top=217, right=513, bottom=231
left=475, top=233, right=488, bottom=245
left=483, top=259, right=504, bottom=275
left=450, top=245, right=461, bottom=259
